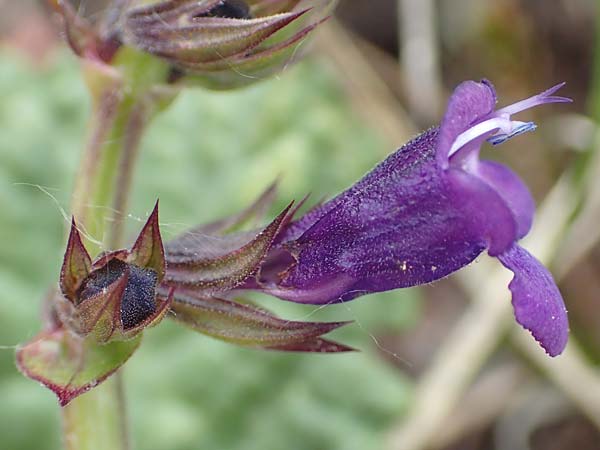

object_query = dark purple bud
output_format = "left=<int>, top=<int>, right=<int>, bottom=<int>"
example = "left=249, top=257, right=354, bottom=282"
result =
left=120, top=264, right=159, bottom=330
left=78, top=258, right=127, bottom=302
left=54, top=201, right=170, bottom=343
left=201, top=0, right=252, bottom=19
left=78, top=259, right=159, bottom=330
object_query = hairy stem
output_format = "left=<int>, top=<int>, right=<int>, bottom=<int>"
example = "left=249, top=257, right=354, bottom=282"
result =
left=60, top=55, right=174, bottom=450
left=109, top=101, right=148, bottom=248
left=62, top=376, right=129, bottom=450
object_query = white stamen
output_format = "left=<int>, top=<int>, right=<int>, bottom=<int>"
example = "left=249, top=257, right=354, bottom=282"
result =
left=448, top=117, right=513, bottom=157
left=487, top=121, right=537, bottom=146
left=447, top=83, right=571, bottom=160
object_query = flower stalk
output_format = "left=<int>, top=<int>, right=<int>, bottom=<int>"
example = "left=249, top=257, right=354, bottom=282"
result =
left=62, top=376, right=129, bottom=450
left=61, top=99, right=136, bottom=450
left=71, top=50, right=176, bottom=252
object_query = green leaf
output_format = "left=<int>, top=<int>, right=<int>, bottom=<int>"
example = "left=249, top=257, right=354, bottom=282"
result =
left=16, top=329, right=141, bottom=406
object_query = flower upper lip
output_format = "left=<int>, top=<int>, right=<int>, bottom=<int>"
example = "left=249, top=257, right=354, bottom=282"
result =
left=445, top=81, right=572, bottom=162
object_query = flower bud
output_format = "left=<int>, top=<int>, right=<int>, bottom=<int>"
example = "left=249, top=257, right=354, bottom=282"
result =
left=52, top=0, right=337, bottom=89
left=58, top=202, right=172, bottom=343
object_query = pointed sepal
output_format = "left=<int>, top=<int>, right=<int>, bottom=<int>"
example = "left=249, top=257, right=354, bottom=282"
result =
left=173, top=19, right=326, bottom=89
left=76, top=263, right=129, bottom=343
left=187, top=181, right=279, bottom=238
left=16, top=329, right=141, bottom=406
left=54, top=0, right=97, bottom=58
left=130, top=10, right=311, bottom=62
left=54, top=0, right=121, bottom=62
left=60, top=218, right=92, bottom=302
left=128, top=201, right=166, bottom=280
left=119, top=0, right=336, bottom=89
left=164, top=203, right=293, bottom=295
left=169, top=292, right=353, bottom=352
left=166, top=181, right=279, bottom=255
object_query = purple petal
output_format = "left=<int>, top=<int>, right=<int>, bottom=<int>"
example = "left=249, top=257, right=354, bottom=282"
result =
left=280, top=128, right=441, bottom=243
left=262, top=129, right=517, bottom=304
left=476, top=161, right=535, bottom=240
left=447, top=168, right=517, bottom=256
left=498, top=244, right=568, bottom=357
left=437, top=80, right=497, bottom=165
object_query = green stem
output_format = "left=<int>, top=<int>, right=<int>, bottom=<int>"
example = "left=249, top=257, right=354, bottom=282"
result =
left=60, top=54, right=175, bottom=450
left=70, top=54, right=175, bottom=253
left=62, top=376, right=129, bottom=450
left=61, top=66, right=140, bottom=450
left=57, top=47, right=177, bottom=450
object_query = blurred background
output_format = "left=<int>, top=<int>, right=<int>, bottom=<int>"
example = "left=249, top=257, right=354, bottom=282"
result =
left=0, top=0, right=598, bottom=449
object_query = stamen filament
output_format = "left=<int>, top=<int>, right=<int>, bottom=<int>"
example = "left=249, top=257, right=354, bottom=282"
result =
left=448, top=117, right=513, bottom=157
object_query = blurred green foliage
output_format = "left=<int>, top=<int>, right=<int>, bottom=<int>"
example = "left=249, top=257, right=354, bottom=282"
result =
left=0, top=49, right=419, bottom=450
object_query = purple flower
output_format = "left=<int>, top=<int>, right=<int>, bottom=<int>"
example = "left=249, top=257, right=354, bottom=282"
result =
left=18, top=80, right=572, bottom=407
left=257, top=80, right=571, bottom=356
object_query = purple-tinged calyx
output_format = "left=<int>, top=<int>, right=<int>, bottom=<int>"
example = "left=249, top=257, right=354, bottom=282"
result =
left=16, top=202, right=172, bottom=405
left=161, top=194, right=353, bottom=353
left=55, top=201, right=172, bottom=343
left=256, top=80, right=571, bottom=357
left=51, top=0, right=338, bottom=89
